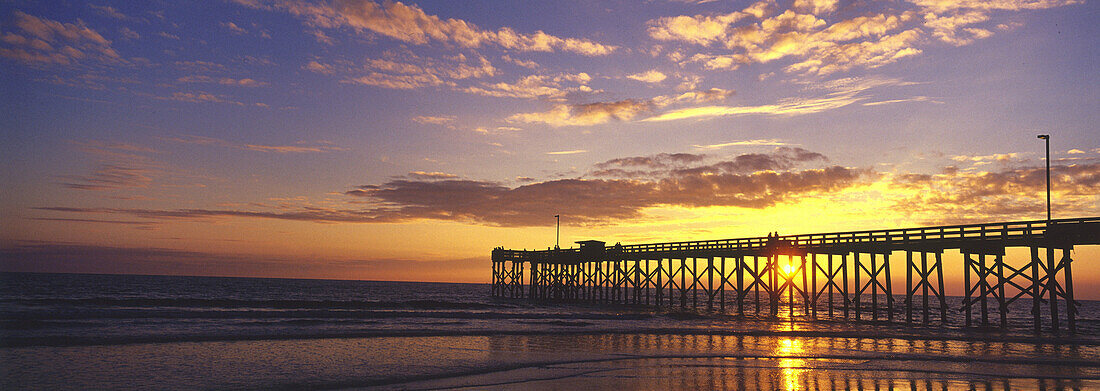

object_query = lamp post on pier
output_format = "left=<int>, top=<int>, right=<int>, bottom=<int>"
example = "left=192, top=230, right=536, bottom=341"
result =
left=555, top=215, right=560, bottom=249
left=1037, top=134, right=1050, bottom=221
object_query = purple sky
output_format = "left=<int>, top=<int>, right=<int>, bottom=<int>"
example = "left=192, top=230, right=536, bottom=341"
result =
left=1, top=0, right=1098, bottom=288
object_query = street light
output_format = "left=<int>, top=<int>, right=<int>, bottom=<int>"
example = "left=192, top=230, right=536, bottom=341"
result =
left=554, top=215, right=560, bottom=249
left=1037, top=134, right=1050, bottom=221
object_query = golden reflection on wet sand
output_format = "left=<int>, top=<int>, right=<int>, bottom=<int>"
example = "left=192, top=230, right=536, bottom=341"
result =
left=3, top=333, right=1098, bottom=390
left=777, top=338, right=807, bottom=391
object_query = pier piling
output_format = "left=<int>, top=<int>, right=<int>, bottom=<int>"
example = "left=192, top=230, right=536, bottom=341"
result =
left=491, top=217, right=1099, bottom=333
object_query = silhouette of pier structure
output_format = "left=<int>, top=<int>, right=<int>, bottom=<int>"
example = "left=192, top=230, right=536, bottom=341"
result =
left=491, top=217, right=1100, bottom=333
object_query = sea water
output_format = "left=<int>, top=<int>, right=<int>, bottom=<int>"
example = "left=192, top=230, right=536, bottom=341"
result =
left=2, top=272, right=1098, bottom=390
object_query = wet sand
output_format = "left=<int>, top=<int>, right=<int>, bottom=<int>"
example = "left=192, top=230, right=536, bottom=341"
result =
left=383, top=357, right=1094, bottom=390
left=5, top=332, right=1099, bottom=390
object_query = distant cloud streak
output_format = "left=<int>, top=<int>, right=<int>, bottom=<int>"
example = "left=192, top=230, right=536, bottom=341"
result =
left=693, top=139, right=791, bottom=149
left=0, top=11, right=123, bottom=65
left=169, top=135, right=346, bottom=153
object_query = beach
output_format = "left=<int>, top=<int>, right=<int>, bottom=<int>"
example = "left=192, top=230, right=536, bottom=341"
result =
left=5, top=333, right=1098, bottom=390
left=2, top=273, right=1098, bottom=390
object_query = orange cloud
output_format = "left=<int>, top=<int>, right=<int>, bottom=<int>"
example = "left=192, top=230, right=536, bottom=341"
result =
left=411, top=115, right=455, bottom=125
left=626, top=70, right=668, bottom=83
left=407, top=171, right=459, bottom=180
left=462, top=73, right=593, bottom=100
left=506, top=86, right=737, bottom=127
left=308, top=52, right=496, bottom=90
left=649, top=0, right=1079, bottom=74
left=889, top=162, right=1100, bottom=224
left=646, top=77, right=909, bottom=121
left=250, top=0, right=616, bottom=56
left=508, top=99, right=656, bottom=127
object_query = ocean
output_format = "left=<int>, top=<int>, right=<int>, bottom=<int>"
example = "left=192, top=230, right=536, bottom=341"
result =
left=2, top=272, right=1098, bottom=390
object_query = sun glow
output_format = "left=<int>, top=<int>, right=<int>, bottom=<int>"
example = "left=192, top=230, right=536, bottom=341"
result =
left=781, top=263, right=795, bottom=276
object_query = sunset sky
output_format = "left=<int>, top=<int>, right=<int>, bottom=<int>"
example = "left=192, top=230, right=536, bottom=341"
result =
left=1, top=0, right=1098, bottom=293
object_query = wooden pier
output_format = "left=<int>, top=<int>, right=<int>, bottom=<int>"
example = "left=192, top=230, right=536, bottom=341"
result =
left=491, top=217, right=1100, bottom=333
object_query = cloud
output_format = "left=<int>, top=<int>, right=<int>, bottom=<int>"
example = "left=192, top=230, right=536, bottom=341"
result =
left=648, top=7, right=758, bottom=45
left=41, top=148, right=867, bottom=227
left=60, top=140, right=161, bottom=191
left=462, top=72, right=594, bottom=100
left=546, top=150, right=588, bottom=155
left=627, top=70, right=668, bottom=83
left=168, top=135, right=345, bottom=153
left=648, top=0, right=1078, bottom=75
left=162, top=91, right=249, bottom=106
left=30, top=217, right=158, bottom=230
left=908, top=0, right=1081, bottom=13
left=312, top=51, right=497, bottom=90
left=339, top=163, right=866, bottom=226
left=503, top=85, right=739, bottom=127
left=345, top=72, right=445, bottom=89
left=243, top=144, right=344, bottom=153
left=34, top=206, right=394, bottom=224
left=1, top=242, right=488, bottom=282
left=950, top=152, right=1026, bottom=164
left=595, top=153, right=707, bottom=169
left=174, top=60, right=229, bottom=73
left=645, top=76, right=909, bottom=122
left=247, top=0, right=616, bottom=56
left=177, top=75, right=269, bottom=87
left=119, top=27, right=140, bottom=40
left=304, top=60, right=334, bottom=74
left=862, top=96, right=942, bottom=106
left=693, top=139, right=791, bottom=149
left=61, top=164, right=156, bottom=190
left=501, top=54, right=538, bottom=69
left=0, top=11, right=123, bottom=65
left=411, top=115, right=455, bottom=125
left=792, top=0, right=839, bottom=15
left=665, top=87, right=736, bottom=104
left=222, top=21, right=249, bottom=35
left=644, top=93, right=857, bottom=121
left=783, top=28, right=923, bottom=75
left=889, top=162, right=1100, bottom=223
left=88, top=4, right=131, bottom=20
left=923, top=11, right=990, bottom=46
left=593, top=147, right=826, bottom=178
left=672, top=147, right=826, bottom=175
left=1067, top=149, right=1085, bottom=154
left=407, top=171, right=458, bottom=179
left=508, top=99, right=656, bottom=127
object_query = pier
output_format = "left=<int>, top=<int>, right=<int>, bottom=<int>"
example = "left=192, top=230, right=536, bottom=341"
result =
left=491, top=217, right=1100, bottom=333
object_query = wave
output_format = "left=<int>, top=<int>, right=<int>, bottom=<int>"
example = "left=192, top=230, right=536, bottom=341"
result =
left=0, top=297, right=500, bottom=310
left=0, top=308, right=655, bottom=322
left=5, top=326, right=1100, bottom=348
